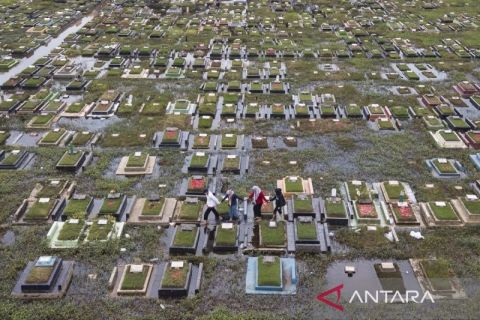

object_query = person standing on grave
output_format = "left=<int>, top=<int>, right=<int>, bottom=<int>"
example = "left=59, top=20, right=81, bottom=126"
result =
left=248, top=186, right=268, bottom=221
left=269, top=188, right=286, bottom=221
left=222, top=189, right=240, bottom=222
left=202, top=189, right=220, bottom=225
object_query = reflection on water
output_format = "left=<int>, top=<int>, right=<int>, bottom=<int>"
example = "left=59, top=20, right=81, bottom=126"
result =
left=0, top=15, right=94, bottom=86
left=324, top=259, right=423, bottom=297
left=58, top=116, right=122, bottom=131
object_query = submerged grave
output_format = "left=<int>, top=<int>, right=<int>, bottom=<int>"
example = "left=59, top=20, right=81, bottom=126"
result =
left=410, top=258, right=466, bottom=300
left=324, top=259, right=424, bottom=303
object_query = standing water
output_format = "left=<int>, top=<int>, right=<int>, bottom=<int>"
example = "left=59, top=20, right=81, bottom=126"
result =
left=0, top=15, right=94, bottom=86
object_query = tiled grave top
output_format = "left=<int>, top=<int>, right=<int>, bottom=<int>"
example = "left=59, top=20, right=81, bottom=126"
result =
left=36, top=256, right=56, bottom=267
left=130, top=264, right=144, bottom=273
left=221, top=222, right=233, bottom=229
left=171, top=261, right=184, bottom=268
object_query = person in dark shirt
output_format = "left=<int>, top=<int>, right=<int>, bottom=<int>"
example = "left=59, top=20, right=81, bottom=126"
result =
left=222, top=189, right=240, bottom=221
left=269, top=188, right=286, bottom=221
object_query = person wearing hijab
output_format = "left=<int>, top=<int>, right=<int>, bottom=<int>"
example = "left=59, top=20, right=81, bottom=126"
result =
left=202, top=189, right=220, bottom=225
left=222, top=189, right=240, bottom=221
left=248, top=186, right=268, bottom=220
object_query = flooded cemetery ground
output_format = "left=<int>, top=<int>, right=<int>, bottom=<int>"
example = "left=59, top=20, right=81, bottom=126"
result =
left=1, top=0, right=480, bottom=319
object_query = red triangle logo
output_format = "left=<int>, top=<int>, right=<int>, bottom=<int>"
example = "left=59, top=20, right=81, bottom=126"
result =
left=316, top=284, right=344, bottom=311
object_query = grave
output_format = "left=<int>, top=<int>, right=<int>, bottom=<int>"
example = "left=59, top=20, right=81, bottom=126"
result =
left=462, top=131, right=480, bottom=149
left=116, top=152, right=156, bottom=176
left=16, top=197, right=60, bottom=223
left=116, top=264, right=153, bottom=296
left=422, top=201, right=462, bottom=226
left=188, top=152, right=210, bottom=173
left=89, top=90, right=121, bottom=117
left=294, top=216, right=319, bottom=245
left=36, top=179, right=74, bottom=199
left=364, top=104, right=387, bottom=120
left=345, top=104, right=363, bottom=118
left=47, top=219, right=85, bottom=248
left=70, top=131, right=96, bottom=147
left=98, top=193, right=127, bottom=218
left=430, top=130, right=467, bottom=149
left=156, top=127, right=188, bottom=149
left=173, top=198, right=203, bottom=223
left=56, top=150, right=88, bottom=173
left=411, top=259, right=466, bottom=299
left=251, top=136, right=269, bottom=149
left=290, top=195, right=315, bottom=217
left=220, top=133, right=242, bottom=149
left=169, top=224, right=200, bottom=254
left=451, top=195, right=480, bottom=224
left=376, top=118, right=397, bottom=131
left=138, top=197, right=166, bottom=221
left=346, top=180, right=372, bottom=202
left=423, top=116, right=445, bottom=130
left=61, top=195, right=93, bottom=220
left=278, top=176, right=313, bottom=195
left=245, top=256, right=297, bottom=295
left=213, top=222, right=239, bottom=253
left=373, top=262, right=405, bottom=293
left=12, top=256, right=74, bottom=299
left=325, top=259, right=423, bottom=303
left=257, top=220, right=286, bottom=249
left=186, top=176, right=208, bottom=196
left=388, top=105, right=410, bottom=119
left=323, top=198, right=349, bottom=225
left=166, top=99, right=196, bottom=115
left=85, top=218, right=124, bottom=242
left=158, top=261, right=193, bottom=298
left=191, top=133, right=215, bottom=150
left=38, top=128, right=71, bottom=146
left=445, top=116, right=472, bottom=132
left=426, top=158, right=464, bottom=178
left=380, top=181, right=407, bottom=203
left=389, top=202, right=420, bottom=226
left=221, top=154, right=245, bottom=175
left=0, top=149, right=30, bottom=169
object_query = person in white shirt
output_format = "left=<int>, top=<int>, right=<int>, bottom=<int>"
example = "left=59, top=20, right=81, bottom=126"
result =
left=202, top=189, right=220, bottom=224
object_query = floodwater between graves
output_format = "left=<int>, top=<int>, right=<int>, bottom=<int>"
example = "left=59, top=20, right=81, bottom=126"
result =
left=0, top=15, right=94, bottom=86
left=324, top=259, right=423, bottom=297
left=1, top=230, right=15, bottom=246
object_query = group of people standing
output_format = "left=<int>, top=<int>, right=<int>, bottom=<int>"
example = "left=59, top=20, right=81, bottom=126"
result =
left=201, top=186, right=286, bottom=225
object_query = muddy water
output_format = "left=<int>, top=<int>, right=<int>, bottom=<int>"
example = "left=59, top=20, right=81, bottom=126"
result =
left=0, top=15, right=94, bottom=86
left=324, top=259, right=423, bottom=297
left=1, top=230, right=15, bottom=246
